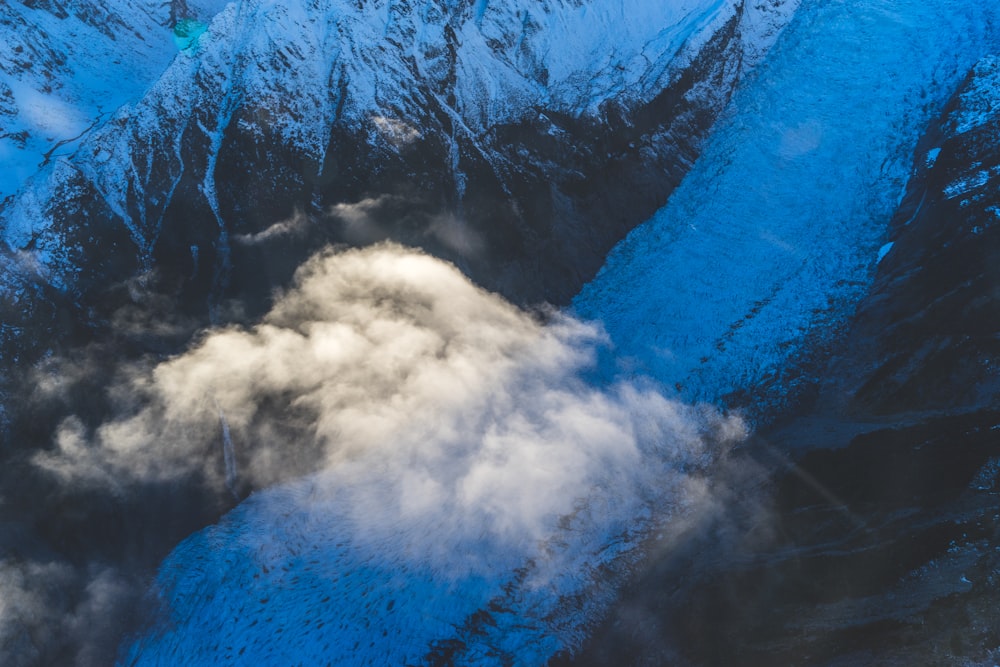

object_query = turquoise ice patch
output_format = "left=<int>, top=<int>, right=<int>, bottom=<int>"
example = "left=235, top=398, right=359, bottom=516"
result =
left=172, top=18, right=208, bottom=52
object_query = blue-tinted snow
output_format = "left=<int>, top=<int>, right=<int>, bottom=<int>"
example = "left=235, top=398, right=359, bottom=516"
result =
left=925, top=147, right=943, bottom=168
left=114, top=1, right=1000, bottom=664
left=0, top=0, right=227, bottom=202
left=947, top=55, right=1000, bottom=136
left=877, top=242, right=894, bottom=264
left=574, top=0, right=1000, bottom=405
left=172, top=19, right=210, bottom=52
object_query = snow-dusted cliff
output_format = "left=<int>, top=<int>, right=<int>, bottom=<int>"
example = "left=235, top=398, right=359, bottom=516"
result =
left=0, top=0, right=226, bottom=202
left=4, top=1, right=1000, bottom=666
left=0, top=3, right=801, bottom=666
left=111, top=2, right=1000, bottom=665
left=574, top=52, right=1000, bottom=665
left=0, top=0, right=797, bottom=314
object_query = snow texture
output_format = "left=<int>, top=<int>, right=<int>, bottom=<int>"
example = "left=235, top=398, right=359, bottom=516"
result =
left=947, top=55, right=1000, bottom=136
left=574, top=0, right=1000, bottom=406
left=877, top=241, right=894, bottom=264
left=112, top=1, right=1000, bottom=663
left=0, top=0, right=798, bottom=289
left=0, top=0, right=227, bottom=202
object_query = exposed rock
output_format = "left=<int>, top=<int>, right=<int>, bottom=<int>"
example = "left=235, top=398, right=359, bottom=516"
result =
left=1, top=0, right=796, bottom=324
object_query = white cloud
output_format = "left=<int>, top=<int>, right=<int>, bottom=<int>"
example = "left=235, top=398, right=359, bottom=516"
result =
left=31, top=243, right=745, bottom=663
left=233, top=208, right=311, bottom=244
left=371, top=115, right=422, bottom=148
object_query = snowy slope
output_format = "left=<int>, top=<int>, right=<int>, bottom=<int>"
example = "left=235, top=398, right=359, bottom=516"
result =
left=573, top=0, right=1000, bottom=410
left=0, top=0, right=226, bottom=202
left=121, top=448, right=700, bottom=666
left=118, top=2, right=1000, bottom=663
left=0, top=6, right=802, bottom=663
left=0, top=0, right=798, bottom=304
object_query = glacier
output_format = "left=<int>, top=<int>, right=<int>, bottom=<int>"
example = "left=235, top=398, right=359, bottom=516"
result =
left=573, top=0, right=1000, bottom=410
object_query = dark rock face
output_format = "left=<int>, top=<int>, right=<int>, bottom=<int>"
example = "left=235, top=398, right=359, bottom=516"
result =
left=564, top=412, right=1000, bottom=666
left=830, top=60, right=1000, bottom=419
left=564, top=56, right=1000, bottom=666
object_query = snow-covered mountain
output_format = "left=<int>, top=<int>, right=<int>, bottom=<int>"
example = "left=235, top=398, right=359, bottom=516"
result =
left=576, top=50, right=1000, bottom=666
left=0, top=0, right=801, bottom=458
left=573, top=0, right=1000, bottom=415
left=4, top=0, right=1000, bottom=666
left=0, top=0, right=227, bottom=202
left=112, top=2, right=1000, bottom=665
left=0, top=0, right=795, bottom=315
left=0, top=2, right=801, bottom=666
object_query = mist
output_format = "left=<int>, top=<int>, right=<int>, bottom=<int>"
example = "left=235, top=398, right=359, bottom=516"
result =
left=12, top=243, right=746, bottom=664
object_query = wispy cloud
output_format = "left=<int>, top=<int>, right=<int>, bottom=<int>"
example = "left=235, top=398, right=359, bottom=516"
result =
left=233, top=208, right=311, bottom=245
left=22, top=243, right=746, bottom=664
left=0, top=559, right=139, bottom=667
left=25, top=244, right=745, bottom=663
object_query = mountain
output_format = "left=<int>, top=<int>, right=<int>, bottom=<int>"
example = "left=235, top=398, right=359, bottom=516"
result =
left=3, top=0, right=1000, bottom=665
left=0, top=1, right=800, bottom=666
left=572, top=0, right=1000, bottom=416
left=109, top=2, right=1000, bottom=666
left=567, top=47, right=1000, bottom=667
left=0, top=0, right=797, bottom=430
left=0, top=0, right=797, bottom=362
left=0, top=0, right=235, bottom=203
